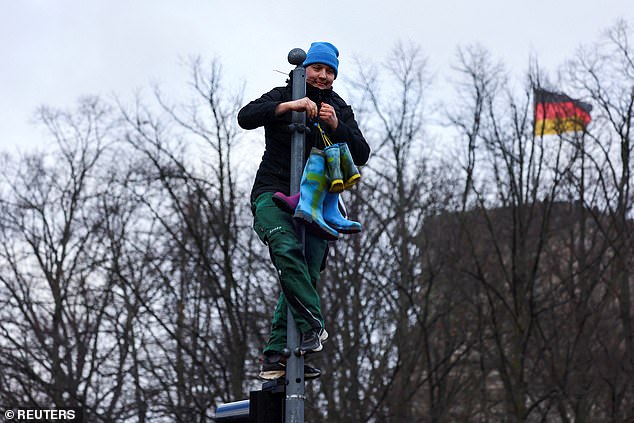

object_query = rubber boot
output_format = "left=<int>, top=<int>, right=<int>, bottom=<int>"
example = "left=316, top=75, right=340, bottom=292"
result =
left=325, top=144, right=344, bottom=193
left=339, top=143, right=361, bottom=189
left=294, top=148, right=339, bottom=240
left=272, top=192, right=299, bottom=214
left=323, top=192, right=361, bottom=234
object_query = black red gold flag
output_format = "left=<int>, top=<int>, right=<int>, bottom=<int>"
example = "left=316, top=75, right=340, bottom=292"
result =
left=534, top=88, right=592, bottom=135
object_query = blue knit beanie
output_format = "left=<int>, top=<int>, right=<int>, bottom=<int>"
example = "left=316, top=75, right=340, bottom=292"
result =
left=303, top=42, right=339, bottom=78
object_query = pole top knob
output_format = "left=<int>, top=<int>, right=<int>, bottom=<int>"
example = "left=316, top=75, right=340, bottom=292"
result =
left=288, top=48, right=306, bottom=66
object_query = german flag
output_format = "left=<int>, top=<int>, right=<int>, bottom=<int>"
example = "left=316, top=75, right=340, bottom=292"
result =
left=534, top=88, right=592, bottom=135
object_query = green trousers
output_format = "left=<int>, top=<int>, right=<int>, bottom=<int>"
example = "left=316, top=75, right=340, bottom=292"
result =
left=252, top=192, right=328, bottom=354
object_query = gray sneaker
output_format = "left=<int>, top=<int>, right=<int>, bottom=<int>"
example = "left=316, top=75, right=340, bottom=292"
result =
left=319, top=328, right=329, bottom=343
left=299, top=328, right=324, bottom=353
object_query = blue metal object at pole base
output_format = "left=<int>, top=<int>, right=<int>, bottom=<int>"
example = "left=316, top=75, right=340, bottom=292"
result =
left=215, top=379, right=285, bottom=422
left=215, top=399, right=250, bottom=422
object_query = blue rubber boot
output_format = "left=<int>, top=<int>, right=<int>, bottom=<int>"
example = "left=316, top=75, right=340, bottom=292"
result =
left=339, top=143, right=361, bottom=189
left=325, top=144, right=344, bottom=193
left=294, top=148, right=339, bottom=240
left=323, top=192, right=361, bottom=234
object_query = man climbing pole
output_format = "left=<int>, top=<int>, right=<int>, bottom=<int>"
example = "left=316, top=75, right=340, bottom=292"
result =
left=238, top=42, right=370, bottom=380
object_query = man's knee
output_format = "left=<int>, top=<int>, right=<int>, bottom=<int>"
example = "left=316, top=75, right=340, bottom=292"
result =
left=267, top=229, right=304, bottom=263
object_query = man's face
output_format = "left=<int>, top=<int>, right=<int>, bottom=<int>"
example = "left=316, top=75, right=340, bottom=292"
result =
left=306, top=63, right=335, bottom=90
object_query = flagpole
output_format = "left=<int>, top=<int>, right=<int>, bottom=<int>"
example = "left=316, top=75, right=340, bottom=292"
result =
left=286, top=47, right=307, bottom=423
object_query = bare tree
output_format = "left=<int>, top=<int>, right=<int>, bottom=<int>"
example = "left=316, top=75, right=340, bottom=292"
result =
left=0, top=59, right=274, bottom=422
left=561, top=19, right=634, bottom=421
left=0, top=97, right=138, bottom=421
left=117, top=58, right=271, bottom=420
left=445, top=33, right=633, bottom=421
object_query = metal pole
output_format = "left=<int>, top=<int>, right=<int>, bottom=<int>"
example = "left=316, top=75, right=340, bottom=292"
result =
left=286, top=47, right=307, bottom=423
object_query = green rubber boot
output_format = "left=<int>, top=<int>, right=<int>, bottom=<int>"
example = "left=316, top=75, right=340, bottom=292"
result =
left=339, top=143, right=361, bottom=189
left=325, top=144, right=344, bottom=193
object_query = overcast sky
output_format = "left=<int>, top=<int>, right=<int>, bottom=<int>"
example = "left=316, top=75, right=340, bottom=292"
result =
left=1, top=0, right=632, bottom=152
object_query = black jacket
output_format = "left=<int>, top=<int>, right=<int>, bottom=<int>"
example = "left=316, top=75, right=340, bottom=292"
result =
left=238, top=80, right=370, bottom=203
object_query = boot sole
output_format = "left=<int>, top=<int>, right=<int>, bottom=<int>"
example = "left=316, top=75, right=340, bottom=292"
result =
left=327, top=225, right=361, bottom=234
left=294, top=210, right=339, bottom=240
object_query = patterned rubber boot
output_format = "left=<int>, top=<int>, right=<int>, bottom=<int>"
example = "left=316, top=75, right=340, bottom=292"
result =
left=293, top=148, right=339, bottom=240
left=338, top=143, right=361, bottom=189
left=325, top=144, right=344, bottom=193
